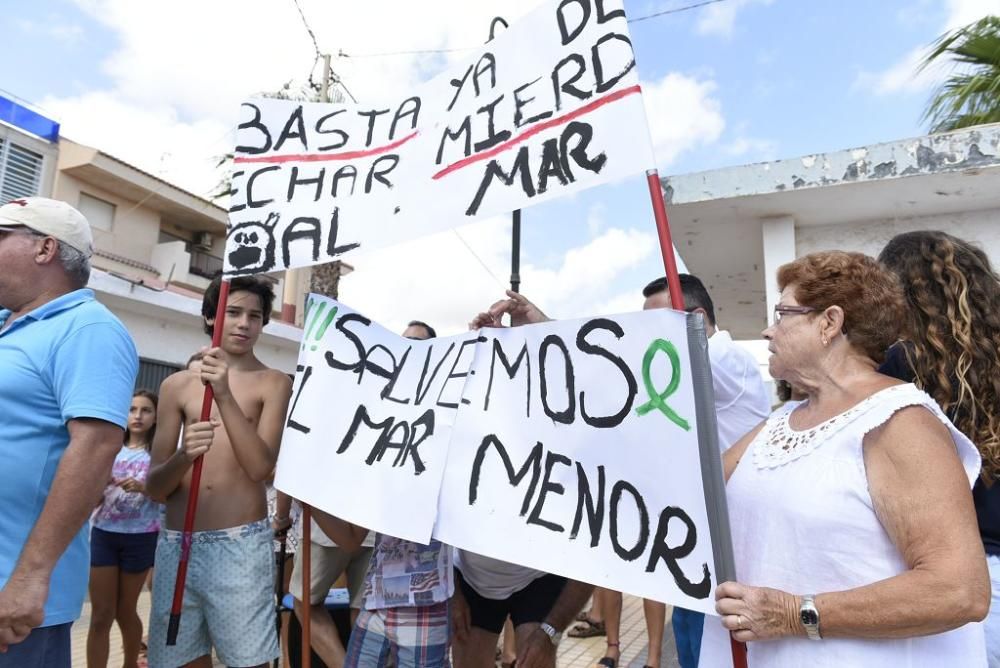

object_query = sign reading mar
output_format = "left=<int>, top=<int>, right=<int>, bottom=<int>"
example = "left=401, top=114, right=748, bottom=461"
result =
left=224, top=0, right=656, bottom=276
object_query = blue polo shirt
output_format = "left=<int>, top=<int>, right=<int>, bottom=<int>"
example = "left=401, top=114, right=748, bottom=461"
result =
left=0, top=289, right=137, bottom=626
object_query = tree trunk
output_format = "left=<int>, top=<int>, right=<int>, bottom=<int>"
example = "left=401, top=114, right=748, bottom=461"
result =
left=309, top=261, right=343, bottom=299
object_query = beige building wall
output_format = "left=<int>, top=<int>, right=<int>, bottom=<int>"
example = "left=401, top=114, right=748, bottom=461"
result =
left=52, top=173, right=161, bottom=265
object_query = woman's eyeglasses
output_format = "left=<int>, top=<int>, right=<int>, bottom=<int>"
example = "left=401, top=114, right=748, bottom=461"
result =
left=773, top=304, right=817, bottom=323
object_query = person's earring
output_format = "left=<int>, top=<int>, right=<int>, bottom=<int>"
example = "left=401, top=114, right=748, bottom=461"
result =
left=822, top=337, right=828, bottom=346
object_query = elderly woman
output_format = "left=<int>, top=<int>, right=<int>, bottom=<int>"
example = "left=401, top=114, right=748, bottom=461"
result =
left=878, top=230, right=1000, bottom=663
left=698, top=251, right=989, bottom=667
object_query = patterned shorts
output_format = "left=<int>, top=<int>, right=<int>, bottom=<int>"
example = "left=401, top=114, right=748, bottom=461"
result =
left=148, top=519, right=278, bottom=668
left=345, top=601, right=451, bottom=668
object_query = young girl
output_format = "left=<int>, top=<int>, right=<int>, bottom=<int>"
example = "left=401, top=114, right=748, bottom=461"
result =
left=87, top=390, right=161, bottom=668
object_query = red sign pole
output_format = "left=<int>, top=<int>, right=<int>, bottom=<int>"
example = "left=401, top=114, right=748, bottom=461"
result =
left=166, top=279, right=231, bottom=645
left=645, top=169, right=749, bottom=668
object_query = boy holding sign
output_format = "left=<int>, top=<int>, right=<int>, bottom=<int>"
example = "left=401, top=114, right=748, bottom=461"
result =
left=146, top=276, right=293, bottom=668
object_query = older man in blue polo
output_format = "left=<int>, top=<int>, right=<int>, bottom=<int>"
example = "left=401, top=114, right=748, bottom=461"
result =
left=0, top=197, right=137, bottom=668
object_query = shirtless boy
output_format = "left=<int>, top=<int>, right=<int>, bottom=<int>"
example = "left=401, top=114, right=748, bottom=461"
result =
left=146, top=276, right=292, bottom=668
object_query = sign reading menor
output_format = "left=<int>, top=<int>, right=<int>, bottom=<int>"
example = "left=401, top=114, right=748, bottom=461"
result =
left=276, top=295, right=726, bottom=615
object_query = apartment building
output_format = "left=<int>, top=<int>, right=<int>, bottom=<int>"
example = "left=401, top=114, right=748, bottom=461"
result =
left=1, top=93, right=307, bottom=388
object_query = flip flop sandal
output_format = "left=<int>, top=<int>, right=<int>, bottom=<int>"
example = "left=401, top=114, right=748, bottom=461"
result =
left=567, top=619, right=607, bottom=638
left=575, top=609, right=591, bottom=622
left=596, top=659, right=617, bottom=668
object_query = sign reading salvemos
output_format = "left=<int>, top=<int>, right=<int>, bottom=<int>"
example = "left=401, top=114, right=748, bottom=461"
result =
left=275, top=295, right=719, bottom=615
left=224, top=0, right=655, bottom=276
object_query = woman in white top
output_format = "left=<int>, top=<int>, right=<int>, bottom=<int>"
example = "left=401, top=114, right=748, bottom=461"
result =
left=699, top=251, right=990, bottom=667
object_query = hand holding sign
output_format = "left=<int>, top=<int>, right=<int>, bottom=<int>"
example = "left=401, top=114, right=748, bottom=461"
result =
left=471, top=290, right=552, bottom=329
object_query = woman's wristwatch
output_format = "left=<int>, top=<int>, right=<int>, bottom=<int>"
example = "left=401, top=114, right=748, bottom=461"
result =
left=800, top=594, right=822, bottom=640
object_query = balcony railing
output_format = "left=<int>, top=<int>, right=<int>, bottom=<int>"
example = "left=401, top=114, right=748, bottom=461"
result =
left=188, top=249, right=223, bottom=279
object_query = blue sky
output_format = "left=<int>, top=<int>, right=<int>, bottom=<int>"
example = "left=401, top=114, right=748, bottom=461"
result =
left=3, top=0, right=996, bottom=334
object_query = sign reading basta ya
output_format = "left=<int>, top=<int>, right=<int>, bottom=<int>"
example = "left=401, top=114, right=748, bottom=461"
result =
left=223, top=0, right=655, bottom=276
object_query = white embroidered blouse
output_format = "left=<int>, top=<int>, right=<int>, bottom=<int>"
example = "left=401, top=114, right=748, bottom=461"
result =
left=699, top=383, right=986, bottom=667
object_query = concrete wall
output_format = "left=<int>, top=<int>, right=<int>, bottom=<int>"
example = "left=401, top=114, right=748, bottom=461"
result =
left=795, top=207, right=1000, bottom=264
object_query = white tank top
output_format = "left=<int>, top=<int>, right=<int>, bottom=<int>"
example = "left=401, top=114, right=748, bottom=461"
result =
left=699, top=383, right=986, bottom=668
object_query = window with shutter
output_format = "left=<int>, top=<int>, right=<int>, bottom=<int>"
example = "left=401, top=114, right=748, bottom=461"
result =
left=0, top=134, right=45, bottom=204
left=78, top=192, right=116, bottom=231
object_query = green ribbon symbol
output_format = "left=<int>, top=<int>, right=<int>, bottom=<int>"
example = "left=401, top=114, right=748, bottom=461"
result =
left=635, top=338, right=691, bottom=431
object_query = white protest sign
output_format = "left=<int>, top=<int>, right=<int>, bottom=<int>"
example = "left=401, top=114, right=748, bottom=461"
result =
left=224, top=0, right=655, bottom=275
left=274, top=294, right=479, bottom=543
left=433, top=309, right=717, bottom=614
left=276, top=295, right=720, bottom=614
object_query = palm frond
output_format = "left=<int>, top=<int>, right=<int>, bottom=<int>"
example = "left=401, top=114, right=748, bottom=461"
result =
left=921, top=15, right=1000, bottom=132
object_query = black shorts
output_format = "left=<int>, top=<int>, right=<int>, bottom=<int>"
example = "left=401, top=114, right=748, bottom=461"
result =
left=90, top=527, right=158, bottom=572
left=455, top=567, right=567, bottom=635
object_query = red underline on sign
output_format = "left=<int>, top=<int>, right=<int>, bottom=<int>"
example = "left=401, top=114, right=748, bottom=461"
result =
left=432, top=84, right=642, bottom=180
left=233, top=131, right=419, bottom=164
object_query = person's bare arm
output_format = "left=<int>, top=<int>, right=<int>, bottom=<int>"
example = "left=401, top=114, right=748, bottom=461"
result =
left=717, top=406, right=989, bottom=642
left=146, top=372, right=196, bottom=502
left=542, top=579, right=594, bottom=631
left=203, top=352, right=292, bottom=482
left=518, top=579, right=595, bottom=668
left=0, top=418, right=123, bottom=647
left=273, top=490, right=294, bottom=533
left=309, top=507, right=368, bottom=552
left=820, top=406, right=989, bottom=636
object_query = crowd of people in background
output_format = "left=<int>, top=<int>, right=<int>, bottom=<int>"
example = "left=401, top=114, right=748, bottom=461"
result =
left=2, top=196, right=1000, bottom=668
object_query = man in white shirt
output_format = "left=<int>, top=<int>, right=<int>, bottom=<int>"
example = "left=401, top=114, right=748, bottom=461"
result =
left=591, top=274, right=771, bottom=668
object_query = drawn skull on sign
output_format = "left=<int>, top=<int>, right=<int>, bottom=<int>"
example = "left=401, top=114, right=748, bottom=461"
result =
left=226, top=212, right=278, bottom=275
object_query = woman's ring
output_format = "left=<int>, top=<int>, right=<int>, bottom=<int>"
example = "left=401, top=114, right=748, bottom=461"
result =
left=737, top=615, right=744, bottom=629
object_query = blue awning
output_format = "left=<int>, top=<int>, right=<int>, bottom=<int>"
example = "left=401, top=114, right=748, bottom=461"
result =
left=0, top=95, right=59, bottom=143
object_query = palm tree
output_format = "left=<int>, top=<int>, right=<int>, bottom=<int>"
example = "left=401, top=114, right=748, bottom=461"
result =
left=921, top=15, right=1000, bottom=133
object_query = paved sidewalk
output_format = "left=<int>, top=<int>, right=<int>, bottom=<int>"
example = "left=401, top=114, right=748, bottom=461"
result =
left=72, top=591, right=678, bottom=667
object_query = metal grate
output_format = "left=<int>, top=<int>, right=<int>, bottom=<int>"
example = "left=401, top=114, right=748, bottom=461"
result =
left=0, top=135, right=44, bottom=204
left=189, top=249, right=224, bottom=279
left=135, top=358, right=182, bottom=394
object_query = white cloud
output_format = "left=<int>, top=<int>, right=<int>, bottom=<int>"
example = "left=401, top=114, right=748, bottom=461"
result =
left=641, top=73, right=726, bottom=167
left=338, top=215, right=512, bottom=336
left=856, top=0, right=997, bottom=95
left=338, top=222, right=657, bottom=335
left=696, top=0, right=773, bottom=38
left=522, top=227, right=658, bottom=316
left=586, top=202, right=607, bottom=237
left=724, top=136, right=777, bottom=159
left=46, top=0, right=542, bottom=196
left=592, top=290, right=644, bottom=317
left=945, top=0, right=1000, bottom=29
left=39, top=91, right=232, bottom=197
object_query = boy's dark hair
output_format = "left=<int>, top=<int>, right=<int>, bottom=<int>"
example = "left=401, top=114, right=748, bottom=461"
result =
left=202, top=275, right=275, bottom=337
left=407, top=320, right=437, bottom=339
left=642, top=274, right=716, bottom=326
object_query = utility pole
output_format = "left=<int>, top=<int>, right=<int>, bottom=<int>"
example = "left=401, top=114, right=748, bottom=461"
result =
left=280, top=54, right=335, bottom=324
left=308, top=54, right=350, bottom=302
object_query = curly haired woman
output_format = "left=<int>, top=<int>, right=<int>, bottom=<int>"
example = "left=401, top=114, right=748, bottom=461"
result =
left=879, top=230, right=1000, bottom=663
